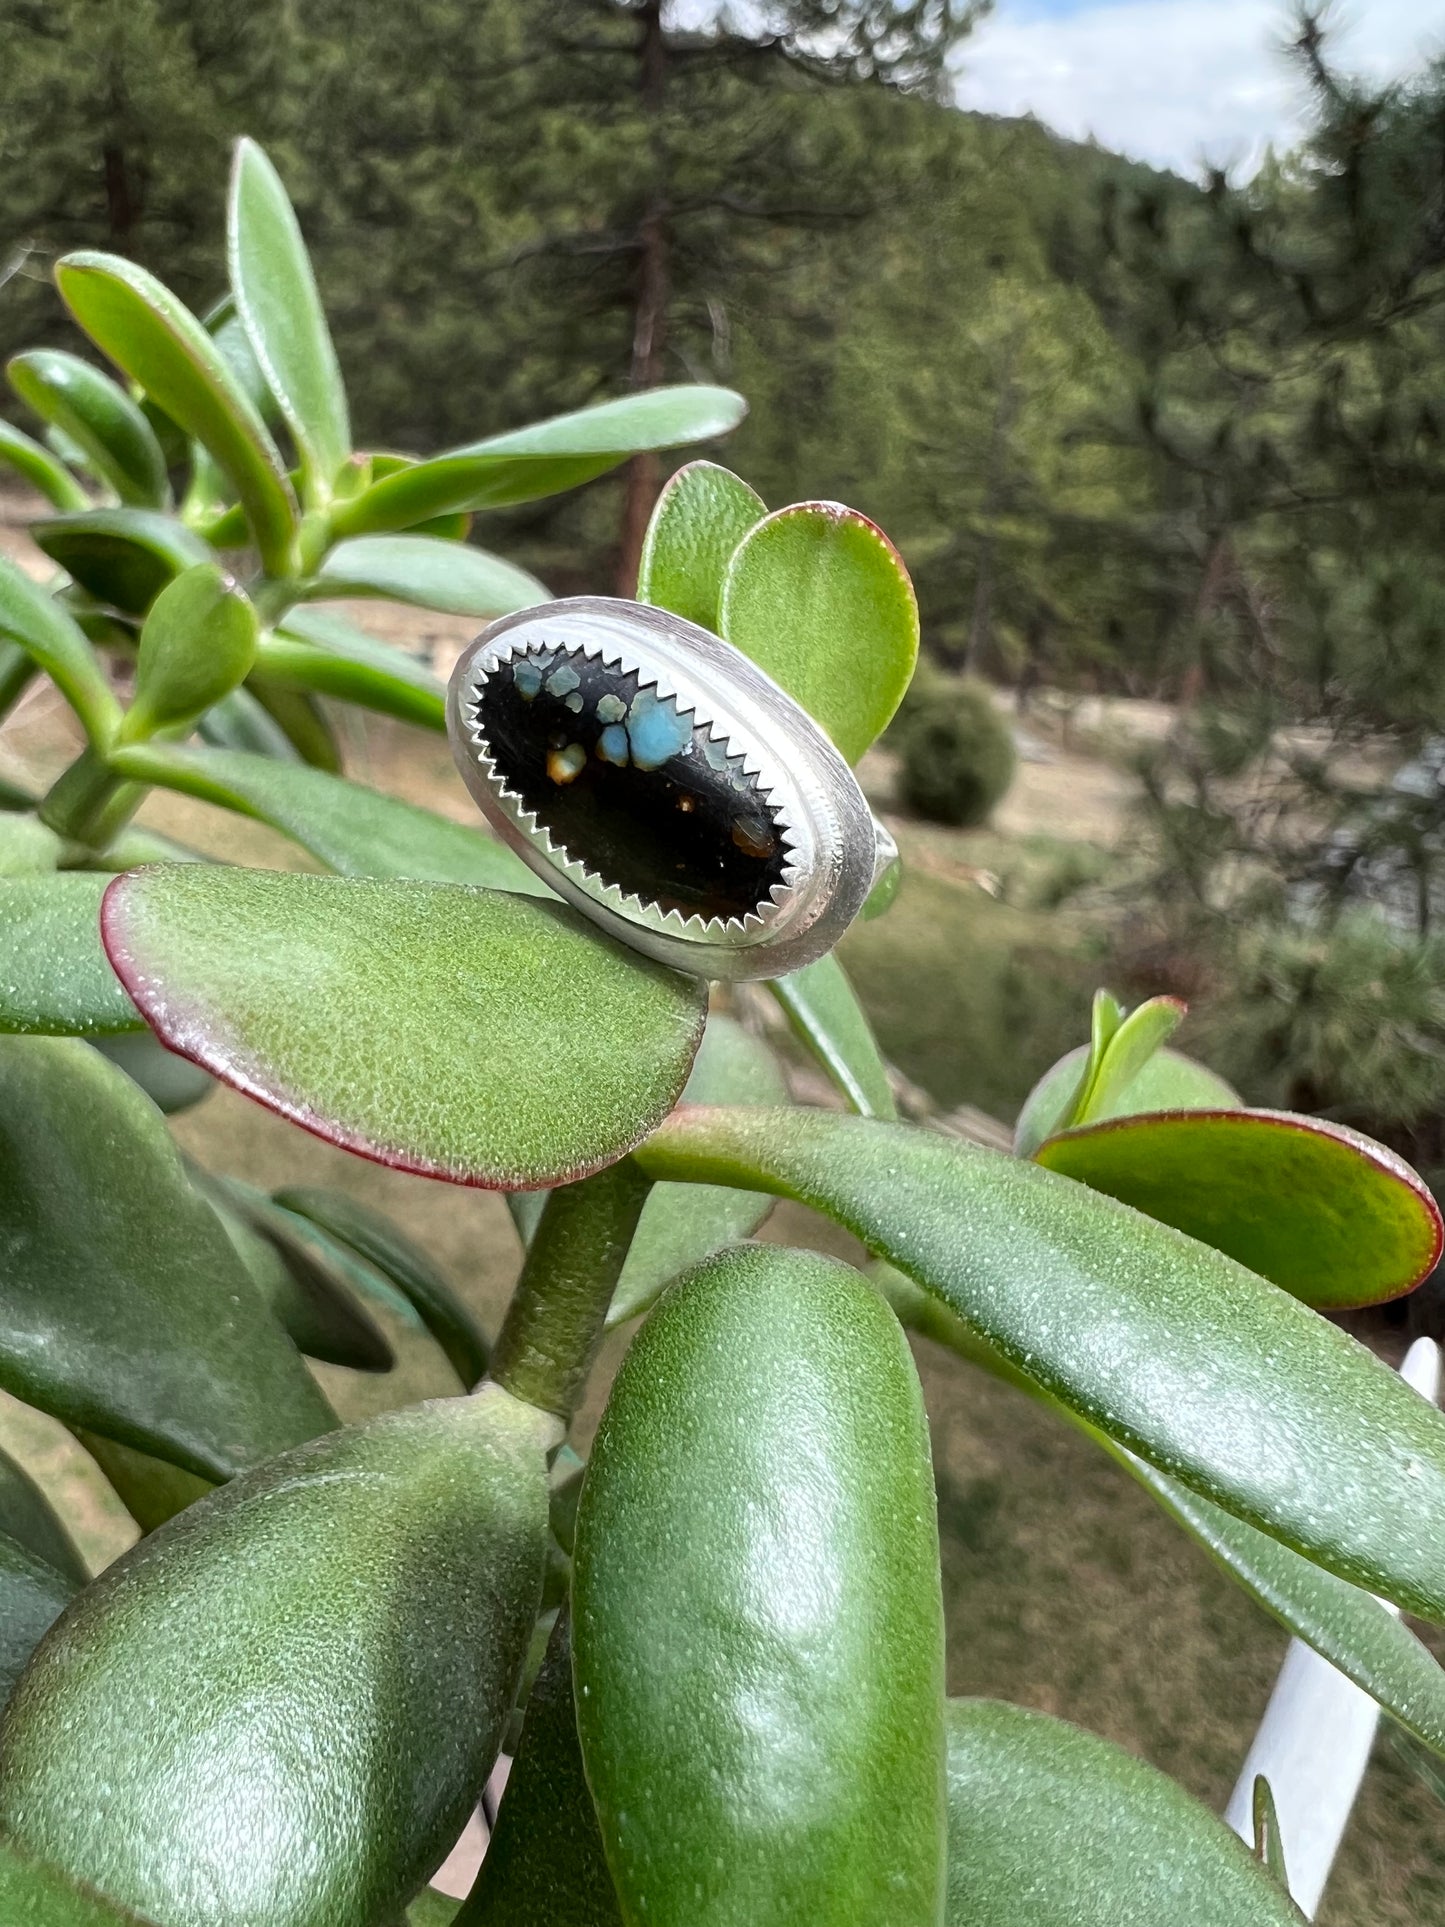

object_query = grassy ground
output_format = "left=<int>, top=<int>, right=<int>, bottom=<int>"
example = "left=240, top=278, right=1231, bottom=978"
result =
left=0, top=677, right=1441, bottom=1921
left=841, top=822, right=1107, bottom=1120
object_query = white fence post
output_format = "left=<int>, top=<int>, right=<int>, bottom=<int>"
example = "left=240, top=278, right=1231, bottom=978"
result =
left=1224, top=1335, right=1441, bottom=1918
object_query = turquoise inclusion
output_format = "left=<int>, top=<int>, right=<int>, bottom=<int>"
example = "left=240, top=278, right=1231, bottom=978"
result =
left=598, top=724, right=630, bottom=766
left=627, top=689, right=693, bottom=771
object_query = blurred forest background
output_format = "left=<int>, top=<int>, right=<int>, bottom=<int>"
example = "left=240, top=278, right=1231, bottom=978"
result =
left=4, top=0, right=1445, bottom=1189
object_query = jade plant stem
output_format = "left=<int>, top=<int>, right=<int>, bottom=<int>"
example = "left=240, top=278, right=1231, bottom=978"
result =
left=490, top=1158, right=653, bottom=1423
left=250, top=578, right=304, bottom=627
left=0, top=642, right=36, bottom=724
left=38, top=747, right=144, bottom=848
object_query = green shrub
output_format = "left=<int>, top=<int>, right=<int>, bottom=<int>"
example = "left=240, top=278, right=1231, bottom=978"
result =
left=893, top=674, right=1016, bottom=827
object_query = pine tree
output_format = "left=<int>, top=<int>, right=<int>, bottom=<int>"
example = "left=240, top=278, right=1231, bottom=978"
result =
left=464, top=0, right=991, bottom=587
left=1100, top=13, right=1445, bottom=731
left=1106, top=9, right=1445, bottom=1157
left=0, top=0, right=295, bottom=351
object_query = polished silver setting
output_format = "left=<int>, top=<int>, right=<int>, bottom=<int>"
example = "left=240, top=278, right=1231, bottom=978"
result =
left=446, top=596, right=889, bottom=980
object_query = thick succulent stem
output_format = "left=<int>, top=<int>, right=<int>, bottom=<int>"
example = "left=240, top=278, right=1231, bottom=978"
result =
left=0, top=642, right=37, bottom=725
left=39, top=747, right=143, bottom=847
left=491, top=1159, right=652, bottom=1423
left=250, top=577, right=302, bottom=626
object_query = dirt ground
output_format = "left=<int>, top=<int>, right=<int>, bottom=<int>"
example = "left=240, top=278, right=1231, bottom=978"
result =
left=1, top=487, right=1442, bottom=1921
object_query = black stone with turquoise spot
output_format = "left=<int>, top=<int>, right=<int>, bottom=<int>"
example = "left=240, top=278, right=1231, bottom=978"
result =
left=473, top=645, right=793, bottom=922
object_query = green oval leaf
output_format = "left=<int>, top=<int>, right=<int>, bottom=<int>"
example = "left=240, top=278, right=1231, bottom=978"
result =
left=246, top=678, right=341, bottom=771
left=103, top=869, right=707, bottom=1189
left=0, top=875, right=142, bottom=1035
left=121, top=563, right=257, bottom=741
left=884, top=1277, right=1445, bottom=1772
left=105, top=742, right=544, bottom=889
left=1015, top=1042, right=1240, bottom=1159
left=260, top=619, right=444, bottom=731
left=1106, top=1441, right=1445, bottom=1766
left=29, top=510, right=212, bottom=618
left=456, top=1611, right=620, bottom=1927
left=55, top=253, right=297, bottom=574
left=76, top=1431, right=214, bottom=1537
left=8, top=351, right=169, bottom=510
left=228, top=140, right=350, bottom=498
left=195, top=686, right=303, bottom=761
left=637, top=461, right=765, bottom=631
left=635, top=1107, right=1445, bottom=1621
left=1091, top=986, right=1125, bottom=1060
left=0, top=1454, right=88, bottom=1701
left=306, top=534, right=547, bottom=618
left=719, top=502, right=919, bottom=763
left=194, top=1173, right=395, bottom=1374
left=1251, top=1775, right=1289, bottom=1891
left=0, top=418, right=90, bottom=511
left=0, top=1534, right=79, bottom=1706
left=0, top=1037, right=336, bottom=1479
left=89, top=1031, right=215, bottom=1113
left=208, top=300, right=282, bottom=428
left=0, top=1387, right=556, bottom=1927
left=409, top=1895, right=461, bottom=1927
left=360, top=455, right=473, bottom=541
left=0, top=558, right=121, bottom=746
left=574, top=1244, right=946, bottom=1927
left=0, top=1445, right=88, bottom=1586
left=273, top=1186, right=489, bottom=1386
left=0, top=813, right=64, bottom=877
left=0, top=761, right=36, bottom=815
left=944, top=1700, right=1304, bottom=1926
left=1036, top=1109, right=1442, bottom=1307
left=331, top=387, right=747, bottom=537
left=767, top=951, right=897, bottom=1118
left=0, top=1839, right=161, bottom=1925
left=605, top=1014, right=788, bottom=1327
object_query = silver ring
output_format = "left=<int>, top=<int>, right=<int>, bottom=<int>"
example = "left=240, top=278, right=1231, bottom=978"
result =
left=446, top=597, right=891, bottom=980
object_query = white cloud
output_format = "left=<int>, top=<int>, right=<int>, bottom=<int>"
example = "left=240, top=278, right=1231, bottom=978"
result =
left=954, top=0, right=1443, bottom=176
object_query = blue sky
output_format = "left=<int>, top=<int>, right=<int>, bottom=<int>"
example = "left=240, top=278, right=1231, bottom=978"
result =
left=956, top=0, right=1442, bottom=173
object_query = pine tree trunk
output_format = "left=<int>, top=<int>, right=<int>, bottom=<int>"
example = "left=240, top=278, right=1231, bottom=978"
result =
left=1178, top=532, right=1231, bottom=708
left=102, top=44, right=142, bottom=248
left=965, top=543, right=995, bottom=673
left=102, top=144, right=138, bottom=242
left=963, top=346, right=1022, bottom=674
left=616, top=0, right=669, bottom=596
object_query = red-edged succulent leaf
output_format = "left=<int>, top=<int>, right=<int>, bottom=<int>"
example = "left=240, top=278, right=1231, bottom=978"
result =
left=634, top=1105, right=1445, bottom=1621
left=1036, top=1109, right=1442, bottom=1308
left=102, top=867, right=706, bottom=1190
left=636, top=460, right=765, bottom=632
left=719, top=501, right=919, bottom=763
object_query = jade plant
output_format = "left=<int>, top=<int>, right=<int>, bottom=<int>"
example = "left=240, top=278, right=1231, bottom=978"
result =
left=0, top=140, right=1443, bottom=1926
